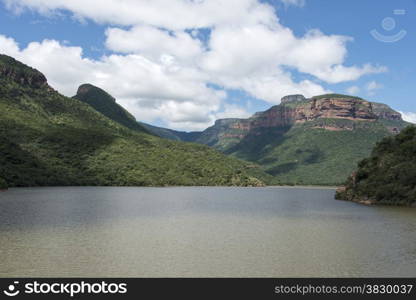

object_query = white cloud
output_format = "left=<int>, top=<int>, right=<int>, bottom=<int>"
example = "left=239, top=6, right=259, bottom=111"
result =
left=1, top=0, right=388, bottom=130
left=399, top=111, right=416, bottom=124
left=346, top=86, right=360, bottom=95
left=210, top=70, right=329, bottom=103
left=0, top=35, right=20, bottom=54
left=0, top=38, right=95, bottom=96
left=199, top=25, right=376, bottom=99
left=105, top=26, right=204, bottom=64
left=307, top=64, right=386, bottom=84
left=0, top=36, right=223, bottom=131
left=3, top=0, right=278, bottom=29
left=283, top=30, right=387, bottom=83
left=215, top=104, right=252, bottom=120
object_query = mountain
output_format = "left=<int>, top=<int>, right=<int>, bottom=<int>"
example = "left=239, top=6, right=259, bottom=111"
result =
left=72, top=84, right=202, bottom=142
left=139, top=122, right=201, bottom=142
left=73, top=83, right=150, bottom=134
left=336, top=125, right=416, bottom=206
left=146, top=93, right=409, bottom=185
left=0, top=54, right=270, bottom=187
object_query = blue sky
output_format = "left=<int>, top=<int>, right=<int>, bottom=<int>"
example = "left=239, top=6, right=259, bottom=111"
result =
left=0, top=0, right=415, bottom=130
left=277, top=0, right=416, bottom=111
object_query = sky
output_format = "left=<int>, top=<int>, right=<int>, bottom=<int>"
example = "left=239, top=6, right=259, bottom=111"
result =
left=0, top=0, right=415, bottom=131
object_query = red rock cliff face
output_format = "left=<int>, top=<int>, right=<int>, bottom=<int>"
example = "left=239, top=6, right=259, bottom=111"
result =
left=372, top=102, right=402, bottom=120
left=301, top=97, right=376, bottom=121
left=195, top=94, right=406, bottom=150
left=208, top=96, right=403, bottom=143
left=235, top=96, right=380, bottom=131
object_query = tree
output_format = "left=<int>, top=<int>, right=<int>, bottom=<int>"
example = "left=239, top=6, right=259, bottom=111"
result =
left=0, top=177, right=8, bottom=190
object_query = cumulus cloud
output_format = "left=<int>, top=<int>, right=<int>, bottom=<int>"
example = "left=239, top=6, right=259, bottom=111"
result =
left=1, top=0, right=388, bottom=130
left=0, top=36, right=224, bottom=130
left=399, top=111, right=416, bottom=124
left=199, top=25, right=374, bottom=98
left=0, top=38, right=95, bottom=96
left=3, top=0, right=278, bottom=29
left=215, top=104, right=252, bottom=120
left=0, top=35, right=20, bottom=53
left=105, top=26, right=204, bottom=64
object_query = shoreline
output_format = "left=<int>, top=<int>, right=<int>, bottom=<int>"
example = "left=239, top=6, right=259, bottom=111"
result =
left=268, top=185, right=337, bottom=190
left=1, top=185, right=338, bottom=190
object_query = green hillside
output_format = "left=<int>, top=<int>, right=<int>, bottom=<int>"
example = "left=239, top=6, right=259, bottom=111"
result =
left=0, top=177, right=7, bottom=189
left=139, top=122, right=201, bottom=142
left=154, top=95, right=409, bottom=186
left=336, top=126, right=416, bottom=206
left=311, top=93, right=363, bottom=100
left=0, top=54, right=270, bottom=187
left=227, top=120, right=399, bottom=185
left=73, top=83, right=149, bottom=134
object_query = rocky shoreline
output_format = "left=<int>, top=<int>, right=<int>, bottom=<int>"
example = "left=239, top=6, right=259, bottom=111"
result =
left=336, top=186, right=415, bottom=207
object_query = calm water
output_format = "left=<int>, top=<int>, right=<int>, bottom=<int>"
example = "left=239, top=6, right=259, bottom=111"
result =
left=0, top=187, right=415, bottom=277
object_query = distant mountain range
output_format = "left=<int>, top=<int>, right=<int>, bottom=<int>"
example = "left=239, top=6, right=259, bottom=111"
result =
left=0, top=54, right=269, bottom=188
left=143, top=94, right=410, bottom=185
left=1, top=53, right=411, bottom=188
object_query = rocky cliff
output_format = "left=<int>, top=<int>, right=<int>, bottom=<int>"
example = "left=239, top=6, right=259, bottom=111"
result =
left=184, top=93, right=410, bottom=185
left=281, top=94, right=306, bottom=104
left=0, top=55, right=48, bottom=89
left=195, top=94, right=404, bottom=149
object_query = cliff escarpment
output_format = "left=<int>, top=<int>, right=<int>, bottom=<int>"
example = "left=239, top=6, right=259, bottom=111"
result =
left=188, top=94, right=410, bottom=185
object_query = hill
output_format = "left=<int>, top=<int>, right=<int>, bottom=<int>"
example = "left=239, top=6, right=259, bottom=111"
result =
left=73, top=83, right=150, bottom=134
left=203, top=95, right=409, bottom=185
left=336, top=126, right=416, bottom=206
left=0, top=54, right=270, bottom=187
left=146, top=94, right=410, bottom=185
left=139, top=122, right=201, bottom=142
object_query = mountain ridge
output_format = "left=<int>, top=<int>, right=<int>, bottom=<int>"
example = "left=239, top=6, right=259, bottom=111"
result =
left=73, top=83, right=150, bottom=134
left=143, top=93, right=410, bottom=185
left=0, top=54, right=270, bottom=187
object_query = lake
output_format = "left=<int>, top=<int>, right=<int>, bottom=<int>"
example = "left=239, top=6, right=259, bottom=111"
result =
left=0, top=187, right=415, bottom=277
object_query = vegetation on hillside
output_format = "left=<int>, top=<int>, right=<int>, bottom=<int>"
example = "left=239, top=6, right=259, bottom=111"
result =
left=139, top=122, right=201, bottom=142
left=0, top=55, right=43, bottom=81
left=0, top=54, right=270, bottom=187
left=73, top=84, right=149, bottom=134
left=142, top=118, right=408, bottom=186
left=0, top=177, right=7, bottom=190
left=224, top=119, right=403, bottom=185
left=311, top=93, right=363, bottom=100
left=336, top=126, right=416, bottom=206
